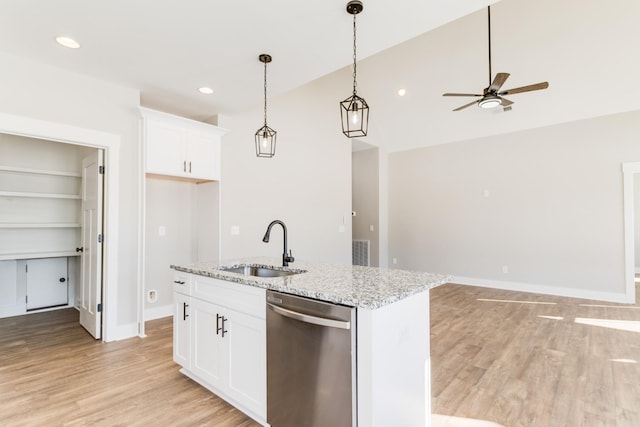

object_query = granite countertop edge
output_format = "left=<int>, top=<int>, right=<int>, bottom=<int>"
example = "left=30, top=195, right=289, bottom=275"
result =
left=171, top=257, right=450, bottom=309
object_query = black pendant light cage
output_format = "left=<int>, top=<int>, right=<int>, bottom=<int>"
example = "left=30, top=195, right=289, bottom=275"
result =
left=340, top=0, right=369, bottom=138
left=255, top=54, right=276, bottom=157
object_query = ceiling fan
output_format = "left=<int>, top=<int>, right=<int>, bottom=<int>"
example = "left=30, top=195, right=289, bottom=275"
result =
left=443, top=5, right=549, bottom=111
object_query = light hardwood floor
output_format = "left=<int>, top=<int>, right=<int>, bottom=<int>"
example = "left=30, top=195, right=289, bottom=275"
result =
left=431, top=283, right=640, bottom=427
left=0, top=309, right=259, bottom=427
left=2, top=284, right=639, bottom=426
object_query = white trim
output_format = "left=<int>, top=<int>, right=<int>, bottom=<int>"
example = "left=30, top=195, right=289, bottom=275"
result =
left=116, top=322, right=139, bottom=340
left=0, top=111, right=122, bottom=342
left=137, top=112, right=146, bottom=337
left=144, top=304, right=173, bottom=321
left=623, top=162, right=640, bottom=305
left=452, top=276, right=634, bottom=304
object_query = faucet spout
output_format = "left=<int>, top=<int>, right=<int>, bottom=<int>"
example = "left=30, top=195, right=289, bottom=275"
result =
left=262, top=220, right=294, bottom=267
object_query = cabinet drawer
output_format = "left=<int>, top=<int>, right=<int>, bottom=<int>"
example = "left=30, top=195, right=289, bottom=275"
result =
left=173, top=271, right=191, bottom=295
left=192, top=275, right=265, bottom=319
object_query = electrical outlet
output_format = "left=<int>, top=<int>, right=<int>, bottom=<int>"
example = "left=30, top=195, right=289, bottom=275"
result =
left=147, top=290, right=157, bottom=303
left=502, top=265, right=509, bottom=274
left=231, top=226, right=240, bottom=235
left=392, top=258, right=398, bottom=265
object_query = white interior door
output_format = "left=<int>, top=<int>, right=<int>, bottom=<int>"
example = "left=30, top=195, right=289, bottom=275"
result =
left=25, top=258, right=68, bottom=310
left=79, top=150, right=104, bottom=339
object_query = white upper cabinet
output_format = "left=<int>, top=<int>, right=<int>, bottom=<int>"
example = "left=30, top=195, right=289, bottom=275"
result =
left=141, top=108, right=226, bottom=181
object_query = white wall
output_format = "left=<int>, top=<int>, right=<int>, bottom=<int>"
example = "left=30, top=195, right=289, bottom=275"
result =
left=389, top=110, right=640, bottom=302
left=352, top=148, right=380, bottom=267
left=0, top=52, right=141, bottom=338
left=144, top=178, right=195, bottom=317
left=144, top=178, right=220, bottom=320
left=217, top=76, right=352, bottom=265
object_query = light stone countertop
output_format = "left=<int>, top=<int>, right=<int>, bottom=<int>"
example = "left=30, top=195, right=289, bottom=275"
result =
left=170, top=257, right=450, bottom=309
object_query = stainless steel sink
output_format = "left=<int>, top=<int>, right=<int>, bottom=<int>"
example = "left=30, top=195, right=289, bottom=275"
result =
left=218, top=265, right=304, bottom=278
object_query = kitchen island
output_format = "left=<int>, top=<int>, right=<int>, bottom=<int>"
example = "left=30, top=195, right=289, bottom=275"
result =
left=171, top=258, right=449, bottom=427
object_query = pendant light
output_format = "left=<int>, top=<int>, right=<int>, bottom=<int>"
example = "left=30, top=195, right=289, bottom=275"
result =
left=255, top=54, right=276, bottom=157
left=340, top=0, right=369, bottom=138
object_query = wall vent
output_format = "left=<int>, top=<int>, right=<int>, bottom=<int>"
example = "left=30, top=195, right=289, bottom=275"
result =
left=352, top=239, right=370, bottom=267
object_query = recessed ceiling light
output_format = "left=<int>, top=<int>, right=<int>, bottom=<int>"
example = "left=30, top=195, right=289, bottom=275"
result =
left=55, top=36, right=80, bottom=49
left=397, top=88, right=406, bottom=97
left=198, top=87, right=214, bottom=95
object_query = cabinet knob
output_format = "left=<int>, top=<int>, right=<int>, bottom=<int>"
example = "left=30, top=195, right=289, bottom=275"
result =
left=76, top=247, right=84, bottom=253
left=173, top=280, right=185, bottom=285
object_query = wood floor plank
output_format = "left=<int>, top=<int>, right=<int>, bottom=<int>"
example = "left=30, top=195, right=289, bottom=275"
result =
left=431, top=283, right=640, bottom=427
left=4, top=283, right=640, bottom=426
left=0, top=309, right=260, bottom=427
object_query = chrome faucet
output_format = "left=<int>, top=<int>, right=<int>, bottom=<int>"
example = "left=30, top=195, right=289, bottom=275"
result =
left=262, top=220, right=294, bottom=267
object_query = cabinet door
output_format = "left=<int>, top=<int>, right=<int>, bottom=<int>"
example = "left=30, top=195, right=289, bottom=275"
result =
left=145, top=120, right=187, bottom=177
left=25, top=257, right=68, bottom=310
left=173, top=292, right=191, bottom=369
left=191, top=298, right=225, bottom=389
left=225, top=309, right=266, bottom=418
left=186, top=131, right=219, bottom=181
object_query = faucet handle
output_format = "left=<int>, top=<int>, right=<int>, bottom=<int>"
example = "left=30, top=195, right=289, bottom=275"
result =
left=284, top=249, right=295, bottom=264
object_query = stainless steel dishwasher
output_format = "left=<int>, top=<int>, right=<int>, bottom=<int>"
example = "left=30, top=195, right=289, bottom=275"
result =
left=266, top=290, right=357, bottom=427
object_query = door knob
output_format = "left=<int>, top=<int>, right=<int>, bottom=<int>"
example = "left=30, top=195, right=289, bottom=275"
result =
left=76, top=247, right=84, bottom=253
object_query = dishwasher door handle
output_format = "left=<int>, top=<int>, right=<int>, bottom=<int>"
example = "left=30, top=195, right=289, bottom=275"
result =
left=267, top=303, right=351, bottom=330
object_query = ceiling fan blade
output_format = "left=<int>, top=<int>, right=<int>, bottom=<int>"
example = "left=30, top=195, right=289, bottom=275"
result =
left=488, top=73, right=510, bottom=92
left=453, top=99, right=480, bottom=111
left=443, top=93, right=483, bottom=97
left=500, top=97, right=514, bottom=107
left=500, top=81, right=549, bottom=95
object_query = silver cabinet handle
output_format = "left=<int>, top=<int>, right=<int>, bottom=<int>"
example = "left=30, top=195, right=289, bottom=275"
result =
left=267, top=303, right=350, bottom=330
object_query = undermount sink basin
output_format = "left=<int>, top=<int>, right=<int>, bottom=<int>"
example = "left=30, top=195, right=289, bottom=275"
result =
left=218, top=265, right=305, bottom=278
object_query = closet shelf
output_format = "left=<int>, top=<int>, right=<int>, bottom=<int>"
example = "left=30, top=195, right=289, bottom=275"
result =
left=0, top=165, right=81, bottom=178
left=0, top=191, right=81, bottom=200
left=0, top=251, right=80, bottom=261
left=0, top=223, right=81, bottom=229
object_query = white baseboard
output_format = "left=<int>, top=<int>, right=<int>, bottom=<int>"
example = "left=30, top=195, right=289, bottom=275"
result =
left=110, top=322, right=139, bottom=342
left=144, top=304, right=173, bottom=321
left=451, top=276, right=635, bottom=304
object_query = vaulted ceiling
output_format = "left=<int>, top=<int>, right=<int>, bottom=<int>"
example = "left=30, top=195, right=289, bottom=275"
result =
left=1, top=0, right=639, bottom=152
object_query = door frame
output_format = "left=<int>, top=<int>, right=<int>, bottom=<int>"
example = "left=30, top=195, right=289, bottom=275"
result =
left=622, top=162, right=640, bottom=303
left=0, top=112, right=120, bottom=341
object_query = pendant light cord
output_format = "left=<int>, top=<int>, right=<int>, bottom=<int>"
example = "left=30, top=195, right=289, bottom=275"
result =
left=352, top=12, right=358, bottom=96
left=487, top=6, right=492, bottom=87
left=263, top=59, right=268, bottom=126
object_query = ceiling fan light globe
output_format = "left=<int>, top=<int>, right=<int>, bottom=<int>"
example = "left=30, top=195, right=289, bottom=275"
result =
left=478, top=96, right=502, bottom=109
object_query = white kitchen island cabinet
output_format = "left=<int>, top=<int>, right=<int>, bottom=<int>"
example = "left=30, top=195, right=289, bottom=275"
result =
left=172, top=272, right=267, bottom=425
left=172, top=258, right=449, bottom=427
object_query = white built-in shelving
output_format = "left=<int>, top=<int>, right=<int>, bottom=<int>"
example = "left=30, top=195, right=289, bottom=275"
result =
left=0, top=164, right=82, bottom=260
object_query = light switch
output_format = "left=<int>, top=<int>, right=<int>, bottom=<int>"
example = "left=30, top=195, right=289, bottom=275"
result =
left=338, top=225, right=346, bottom=233
left=158, top=226, right=166, bottom=237
left=370, top=225, right=374, bottom=232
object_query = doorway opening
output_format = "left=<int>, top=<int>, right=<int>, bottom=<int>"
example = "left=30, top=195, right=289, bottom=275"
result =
left=0, top=112, right=121, bottom=341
